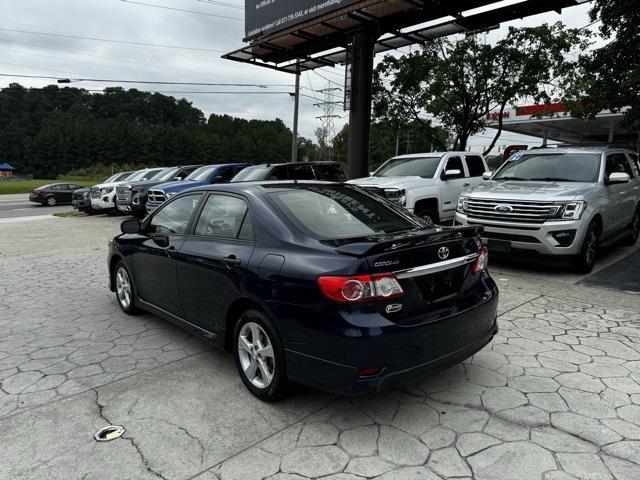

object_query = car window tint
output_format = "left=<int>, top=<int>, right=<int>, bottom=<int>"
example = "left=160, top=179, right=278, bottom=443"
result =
left=51, top=184, right=65, bottom=190
left=194, top=195, right=249, bottom=239
left=445, top=157, right=465, bottom=177
left=465, top=156, right=486, bottom=177
left=215, top=167, right=238, bottom=183
left=149, top=194, right=202, bottom=235
left=606, top=153, right=634, bottom=178
left=270, top=186, right=417, bottom=239
left=290, top=164, right=315, bottom=180
left=269, top=166, right=290, bottom=180
left=238, top=211, right=254, bottom=241
left=314, top=163, right=347, bottom=181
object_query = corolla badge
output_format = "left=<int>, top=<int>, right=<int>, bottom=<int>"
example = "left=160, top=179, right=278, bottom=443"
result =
left=438, top=246, right=450, bottom=260
left=495, top=205, right=514, bottom=213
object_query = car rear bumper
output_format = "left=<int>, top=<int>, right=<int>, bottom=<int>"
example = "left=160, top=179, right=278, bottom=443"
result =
left=29, top=194, right=44, bottom=203
left=284, top=280, right=499, bottom=395
left=455, top=212, right=586, bottom=256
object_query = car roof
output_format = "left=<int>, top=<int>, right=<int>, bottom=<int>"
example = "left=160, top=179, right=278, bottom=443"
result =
left=388, top=152, right=473, bottom=159
left=242, top=161, right=340, bottom=168
left=528, top=146, right=636, bottom=154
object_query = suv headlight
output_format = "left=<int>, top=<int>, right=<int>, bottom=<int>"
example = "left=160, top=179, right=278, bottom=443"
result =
left=555, top=201, right=587, bottom=220
left=101, top=187, right=114, bottom=195
left=457, top=196, right=469, bottom=213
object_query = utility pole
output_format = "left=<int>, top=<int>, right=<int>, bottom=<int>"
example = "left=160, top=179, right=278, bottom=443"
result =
left=314, top=85, right=342, bottom=162
left=291, top=61, right=300, bottom=162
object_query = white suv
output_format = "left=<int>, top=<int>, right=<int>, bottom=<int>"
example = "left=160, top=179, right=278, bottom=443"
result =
left=348, top=152, right=489, bottom=223
left=90, top=168, right=164, bottom=213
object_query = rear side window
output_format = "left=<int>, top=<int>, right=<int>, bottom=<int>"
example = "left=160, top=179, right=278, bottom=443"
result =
left=51, top=184, right=66, bottom=190
left=314, top=163, right=347, bottom=182
left=444, top=157, right=465, bottom=177
left=606, top=154, right=634, bottom=178
left=270, top=186, right=416, bottom=239
left=214, top=166, right=239, bottom=183
left=149, top=194, right=202, bottom=235
left=194, top=195, right=250, bottom=240
left=465, top=156, right=486, bottom=177
left=290, top=164, right=315, bottom=180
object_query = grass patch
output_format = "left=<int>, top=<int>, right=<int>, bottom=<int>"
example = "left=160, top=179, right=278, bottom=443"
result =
left=0, top=177, right=102, bottom=195
left=53, top=211, right=83, bottom=218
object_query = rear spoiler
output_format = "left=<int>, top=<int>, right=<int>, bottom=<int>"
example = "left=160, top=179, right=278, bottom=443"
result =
left=335, top=225, right=483, bottom=258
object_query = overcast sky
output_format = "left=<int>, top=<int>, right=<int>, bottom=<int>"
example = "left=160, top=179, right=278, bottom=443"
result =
left=0, top=0, right=598, bottom=155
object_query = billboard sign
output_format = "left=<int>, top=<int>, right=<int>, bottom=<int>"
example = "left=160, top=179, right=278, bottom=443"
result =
left=246, top=0, right=362, bottom=38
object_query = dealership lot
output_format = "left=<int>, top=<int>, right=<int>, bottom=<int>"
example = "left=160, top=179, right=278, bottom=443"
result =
left=1, top=214, right=640, bottom=480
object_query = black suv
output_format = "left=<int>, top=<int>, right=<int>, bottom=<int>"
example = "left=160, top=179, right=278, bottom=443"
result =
left=230, top=161, right=346, bottom=183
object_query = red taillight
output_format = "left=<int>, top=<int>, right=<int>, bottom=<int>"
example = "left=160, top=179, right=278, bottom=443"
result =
left=473, top=247, right=489, bottom=275
left=318, top=273, right=404, bottom=303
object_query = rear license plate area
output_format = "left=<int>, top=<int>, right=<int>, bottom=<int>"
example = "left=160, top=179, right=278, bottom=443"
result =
left=414, top=267, right=464, bottom=302
left=488, top=239, right=511, bottom=253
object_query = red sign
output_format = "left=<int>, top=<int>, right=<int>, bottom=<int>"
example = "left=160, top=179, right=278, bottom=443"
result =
left=487, top=111, right=510, bottom=121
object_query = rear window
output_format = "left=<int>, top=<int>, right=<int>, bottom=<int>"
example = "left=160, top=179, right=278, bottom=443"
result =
left=269, top=186, right=417, bottom=239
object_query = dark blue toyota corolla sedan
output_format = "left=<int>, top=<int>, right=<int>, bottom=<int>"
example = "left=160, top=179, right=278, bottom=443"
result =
left=108, top=182, right=498, bottom=400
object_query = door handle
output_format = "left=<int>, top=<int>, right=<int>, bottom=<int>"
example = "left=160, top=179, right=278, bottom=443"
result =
left=222, top=255, right=241, bottom=268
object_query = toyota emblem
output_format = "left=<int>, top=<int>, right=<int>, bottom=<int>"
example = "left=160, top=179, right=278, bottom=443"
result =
left=438, top=246, right=450, bottom=260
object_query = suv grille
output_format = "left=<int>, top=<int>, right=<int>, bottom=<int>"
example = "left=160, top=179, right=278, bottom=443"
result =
left=465, top=198, right=558, bottom=224
left=116, top=186, right=132, bottom=202
left=147, top=190, right=167, bottom=204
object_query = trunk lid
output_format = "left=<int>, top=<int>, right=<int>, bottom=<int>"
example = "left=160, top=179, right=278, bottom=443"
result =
left=334, top=226, right=486, bottom=323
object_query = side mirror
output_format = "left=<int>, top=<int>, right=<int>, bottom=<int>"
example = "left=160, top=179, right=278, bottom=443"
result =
left=121, top=219, right=141, bottom=234
left=442, top=169, right=462, bottom=180
left=606, top=172, right=631, bottom=185
left=482, top=171, right=493, bottom=180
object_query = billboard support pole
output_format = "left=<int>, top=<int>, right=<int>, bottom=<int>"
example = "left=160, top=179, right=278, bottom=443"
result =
left=292, top=61, right=301, bottom=162
left=347, top=29, right=376, bottom=179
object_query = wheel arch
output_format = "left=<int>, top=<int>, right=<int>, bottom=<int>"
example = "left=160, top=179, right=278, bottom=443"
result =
left=108, top=253, right=126, bottom=292
left=413, top=197, right=439, bottom=218
left=223, top=296, right=276, bottom=352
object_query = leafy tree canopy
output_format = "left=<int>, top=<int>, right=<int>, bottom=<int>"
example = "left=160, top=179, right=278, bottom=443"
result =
left=374, top=23, right=588, bottom=154
left=0, top=84, right=299, bottom=178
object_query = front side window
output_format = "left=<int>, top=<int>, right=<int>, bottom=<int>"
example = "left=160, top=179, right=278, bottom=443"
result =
left=606, top=153, right=634, bottom=179
left=268, top=166, right=290, bottom=180
left=465, top=156, right=486, bottom=177
left=149, top=193, right=202, bottom=235
left=290, top=164, right=315, bottom=180
left=374, top=157, right=441, bottom=178
left=270, top=186, right=417, bottom=239
left=51, top=184, right=66, bottom=190
left=494, top=153, right=601, bottom=182
left=194, top=195, right=250, bottom=239
left=444, top=157, right=465, bottom=177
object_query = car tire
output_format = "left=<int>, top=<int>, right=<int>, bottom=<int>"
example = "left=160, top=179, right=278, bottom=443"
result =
left=623, top=205, right=640, bottom=246
left=114, top=261, right=141, bottom=315
left=45, top=196, right=57, bottom=207
left=574, top=221, right=600, bottom=274
left=415, top=208, right=438, bottom=225
left=233, top=309, right=290, bottom=401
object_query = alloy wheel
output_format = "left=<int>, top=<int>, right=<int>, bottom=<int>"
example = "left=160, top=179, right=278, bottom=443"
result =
left=47, top=197, right=57, bottom=206
left=116, top=267, right=132, bottom=309
left=237, top=322, right=275, bottom=389
left=585, top=230, right=598, bottom=267
left=633, top=210, right=640, bottom=241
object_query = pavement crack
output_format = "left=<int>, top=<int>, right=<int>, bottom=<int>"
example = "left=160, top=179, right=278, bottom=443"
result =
left=125, top=435, right=170, bottom=480
left=149, top=417, right=206, bottom=466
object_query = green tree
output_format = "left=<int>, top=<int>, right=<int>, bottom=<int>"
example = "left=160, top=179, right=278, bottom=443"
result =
left=374, top=23, right=588, bottom=153
left=566, top=0, right=640, bottom=129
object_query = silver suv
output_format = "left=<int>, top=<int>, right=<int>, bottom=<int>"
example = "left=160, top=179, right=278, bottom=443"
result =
left=455, top=147, right=640, bottom=272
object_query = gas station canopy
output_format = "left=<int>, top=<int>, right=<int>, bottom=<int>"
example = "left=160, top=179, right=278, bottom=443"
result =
left=490, top=103, right=638, bottom=149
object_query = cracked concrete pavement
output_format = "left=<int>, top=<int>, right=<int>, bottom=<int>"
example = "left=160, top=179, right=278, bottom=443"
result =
left=1, top=214, right=640, bottom=480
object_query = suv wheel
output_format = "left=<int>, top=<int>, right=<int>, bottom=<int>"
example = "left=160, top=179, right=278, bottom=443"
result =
left=623, top=206, right=640, bottom=246
left=46, top=196, right=57, bottom=207
left=233, top=309, right=289, bottom=401
left=575, top=222, right=600, bottom=273
left=415, top=208, right=438, bottom=225
left=114, top=261, right=140, bottom=315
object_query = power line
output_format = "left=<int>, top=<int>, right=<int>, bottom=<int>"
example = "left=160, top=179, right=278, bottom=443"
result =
left=120, top=0, right=243, bottom=20
left=0, top=73, right=292, bottom=88
left=196, top=0, right=243, bottom=10
left=0, top=27, right=228, bottom=53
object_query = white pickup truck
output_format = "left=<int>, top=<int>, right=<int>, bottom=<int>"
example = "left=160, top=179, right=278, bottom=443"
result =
left=348, top=152, right=489, bottom=224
